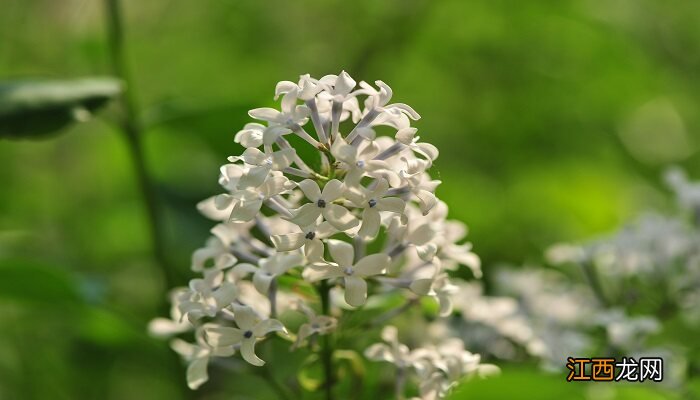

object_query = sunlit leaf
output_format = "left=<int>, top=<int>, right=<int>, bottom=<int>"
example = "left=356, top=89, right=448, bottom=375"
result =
left=0, top=77, right=122, bottom=139
left=297, top=354, right=323, bottom=391
left=77, top=307, right=142, bottom=346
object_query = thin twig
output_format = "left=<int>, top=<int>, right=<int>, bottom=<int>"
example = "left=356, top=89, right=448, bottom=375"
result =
left=581, top=261, right=610, bottom=307
left=318, top=281, right=335, bottom=400
left=104, top=0, right=176, bottom=288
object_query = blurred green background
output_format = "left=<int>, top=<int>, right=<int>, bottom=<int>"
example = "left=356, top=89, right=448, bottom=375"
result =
left=2, top=0, right=700, bottom=399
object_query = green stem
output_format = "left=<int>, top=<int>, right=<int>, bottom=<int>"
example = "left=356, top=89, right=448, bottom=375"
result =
left=582, top=261, right=609, bottom=308
left=318, top=281, right=335, bottom=400
left=258, top=359, right=294, bottom=400
left=104, top=0, right=176, bottom=289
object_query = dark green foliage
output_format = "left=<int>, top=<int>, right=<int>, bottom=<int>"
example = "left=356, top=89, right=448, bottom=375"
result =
left=0, top=77, right=121, bottom=138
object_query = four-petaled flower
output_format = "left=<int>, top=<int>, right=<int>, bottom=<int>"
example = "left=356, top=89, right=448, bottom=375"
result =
left=288, top=179, right=359, bottom=231
left=306, top=239, right=389, bottom=306
left=346, top=178, right=406, bottom=240
left=204, top=304, right=287, bottom=366
left=270, top=221, right=338, bottom=261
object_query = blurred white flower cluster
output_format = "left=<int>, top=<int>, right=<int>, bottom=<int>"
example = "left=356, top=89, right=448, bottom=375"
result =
left=437, top=169, right=700, bottom=382
left=546, top=167, right=700, bottom=322
left=365, top=326, right=498, bottom=400
left=149, top=72, right=489, bottom=396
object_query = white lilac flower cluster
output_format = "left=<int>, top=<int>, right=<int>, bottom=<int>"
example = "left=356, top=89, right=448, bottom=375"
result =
left=546, top=167, right=700, bottom=321
left=365, top=326, right=498, bottom=400
left=149, top=72, right=487, bottom=396
left=442, top=268, right=665, bottom=374
left=440, top=270, right=594, bottom=370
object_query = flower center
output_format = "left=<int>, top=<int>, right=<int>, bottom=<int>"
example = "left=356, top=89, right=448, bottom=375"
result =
left=305, top=231, right=316, bottom=240
left=244, top=330, right=253, bottom=339
left=317, top=199, right=326, bottom=208
left=343, top=267, right=354, bottom=276
left=356, top=160, right=365, bottom=168
left=368, top=199, right=377, bottom=208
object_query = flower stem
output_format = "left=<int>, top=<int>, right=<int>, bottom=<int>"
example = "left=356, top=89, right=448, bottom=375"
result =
left=318, top=280, right=335, bottom=400
left=581, top=260, right=609, bottom=307
left=104, top=0, right=176, bottom=289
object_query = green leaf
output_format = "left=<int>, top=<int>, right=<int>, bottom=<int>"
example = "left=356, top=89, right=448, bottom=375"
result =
left=297, top=354, right=323, bottom=391
left=333, top=349, right=366, bottom=378
left=0, top=77, right=122, bottom=139
left=77, top=307, right=142, bottom=346
left=0, top=259, right=82, bottom=304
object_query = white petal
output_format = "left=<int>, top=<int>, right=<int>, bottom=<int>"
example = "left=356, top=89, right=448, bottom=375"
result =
left=364, top=343, right=393, bottom=362
left=263, top=126, right=291, bottom=146
left=297, top=179, right=322, bottom=201
left=275, top=81, right=297, bottom=99
left=415, top=243, right=437, bottom=262
left=375, top=80, right=393, bottom=105
left=409, top=279, right=433, bottom=296
left=248, top=107, right=281, bottom=122
left=304, top=239, right=324, bottom=262
left=409, top=224, right=435, bottom=246
left=229, top=197, right=263, bottom=223
left=253, top=319, right=287, bottom=337
left=294, top=324, right=314, bottom=349
left=215, top=253, right=237, bottom=270
left=260, top=175, right=292, bottom=197
left=241, top=147, right=267, bottom=165
left=232, top=263, right=258, bottom=278
left=293, top=104, right=310, bottom=119
left=187, top=357, right=210, bottom=390
left=376, top=197, right=405, bottom=214
left=437, top=294, right=454, bottom=317
left=191, top=247, right=217, bottom=272
left=148, top=318, right=189, bottom=338
left=240, top=338, right=265, bottom=366
left=323, top=204, right=359, bottom=231
left=289, top=203, right=322, bottom=227
left=238, top=165, right=270, bottom=188
left=204, top=326, right=243, bottom=347
left=370, top=178, right=390, bottom=197
left=381, top=325, right=398, bottom=343
left=327, top=239, right=354, bottom=267
left=213, top=282, right=239, bottom=308
left=271, top=148, right=296, bottom=170
left=271, top=233, right=306, bottom=251
left=232, top=304, right=260, bottom=331
left=170, top=338, right=197, bottom=359
left=343, top=276, right=367, bottom=307
left=386, top=103, right=420, bottom=120
left=235, top=124, right=264, bottom=148
left=354, top=253, right=389, bottom=276
left=415, top=189, right=437, bottom=216
left=316, top=221, right=338, bottom=238
left=303, top=264, right=345, bottom=282
left=321, top=179, right=344, bottom=201
left=281, top=89, right=298, bottom=113
left=253, top=271, right=274, bottom=295
left=197, top=196, right=231, bottom=221
left=334, top=71, right=356, bottom=96
left=331, top=139, right=357, bottom=164
left=344, top=186, right=365, bottom=208
left=358, top=208, right=381, bottom=240
left=395, top=127, right=417, bottom=144
left=214, top=194, right=234, bottom=210
left=415, top=142, right=439, bottom=161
